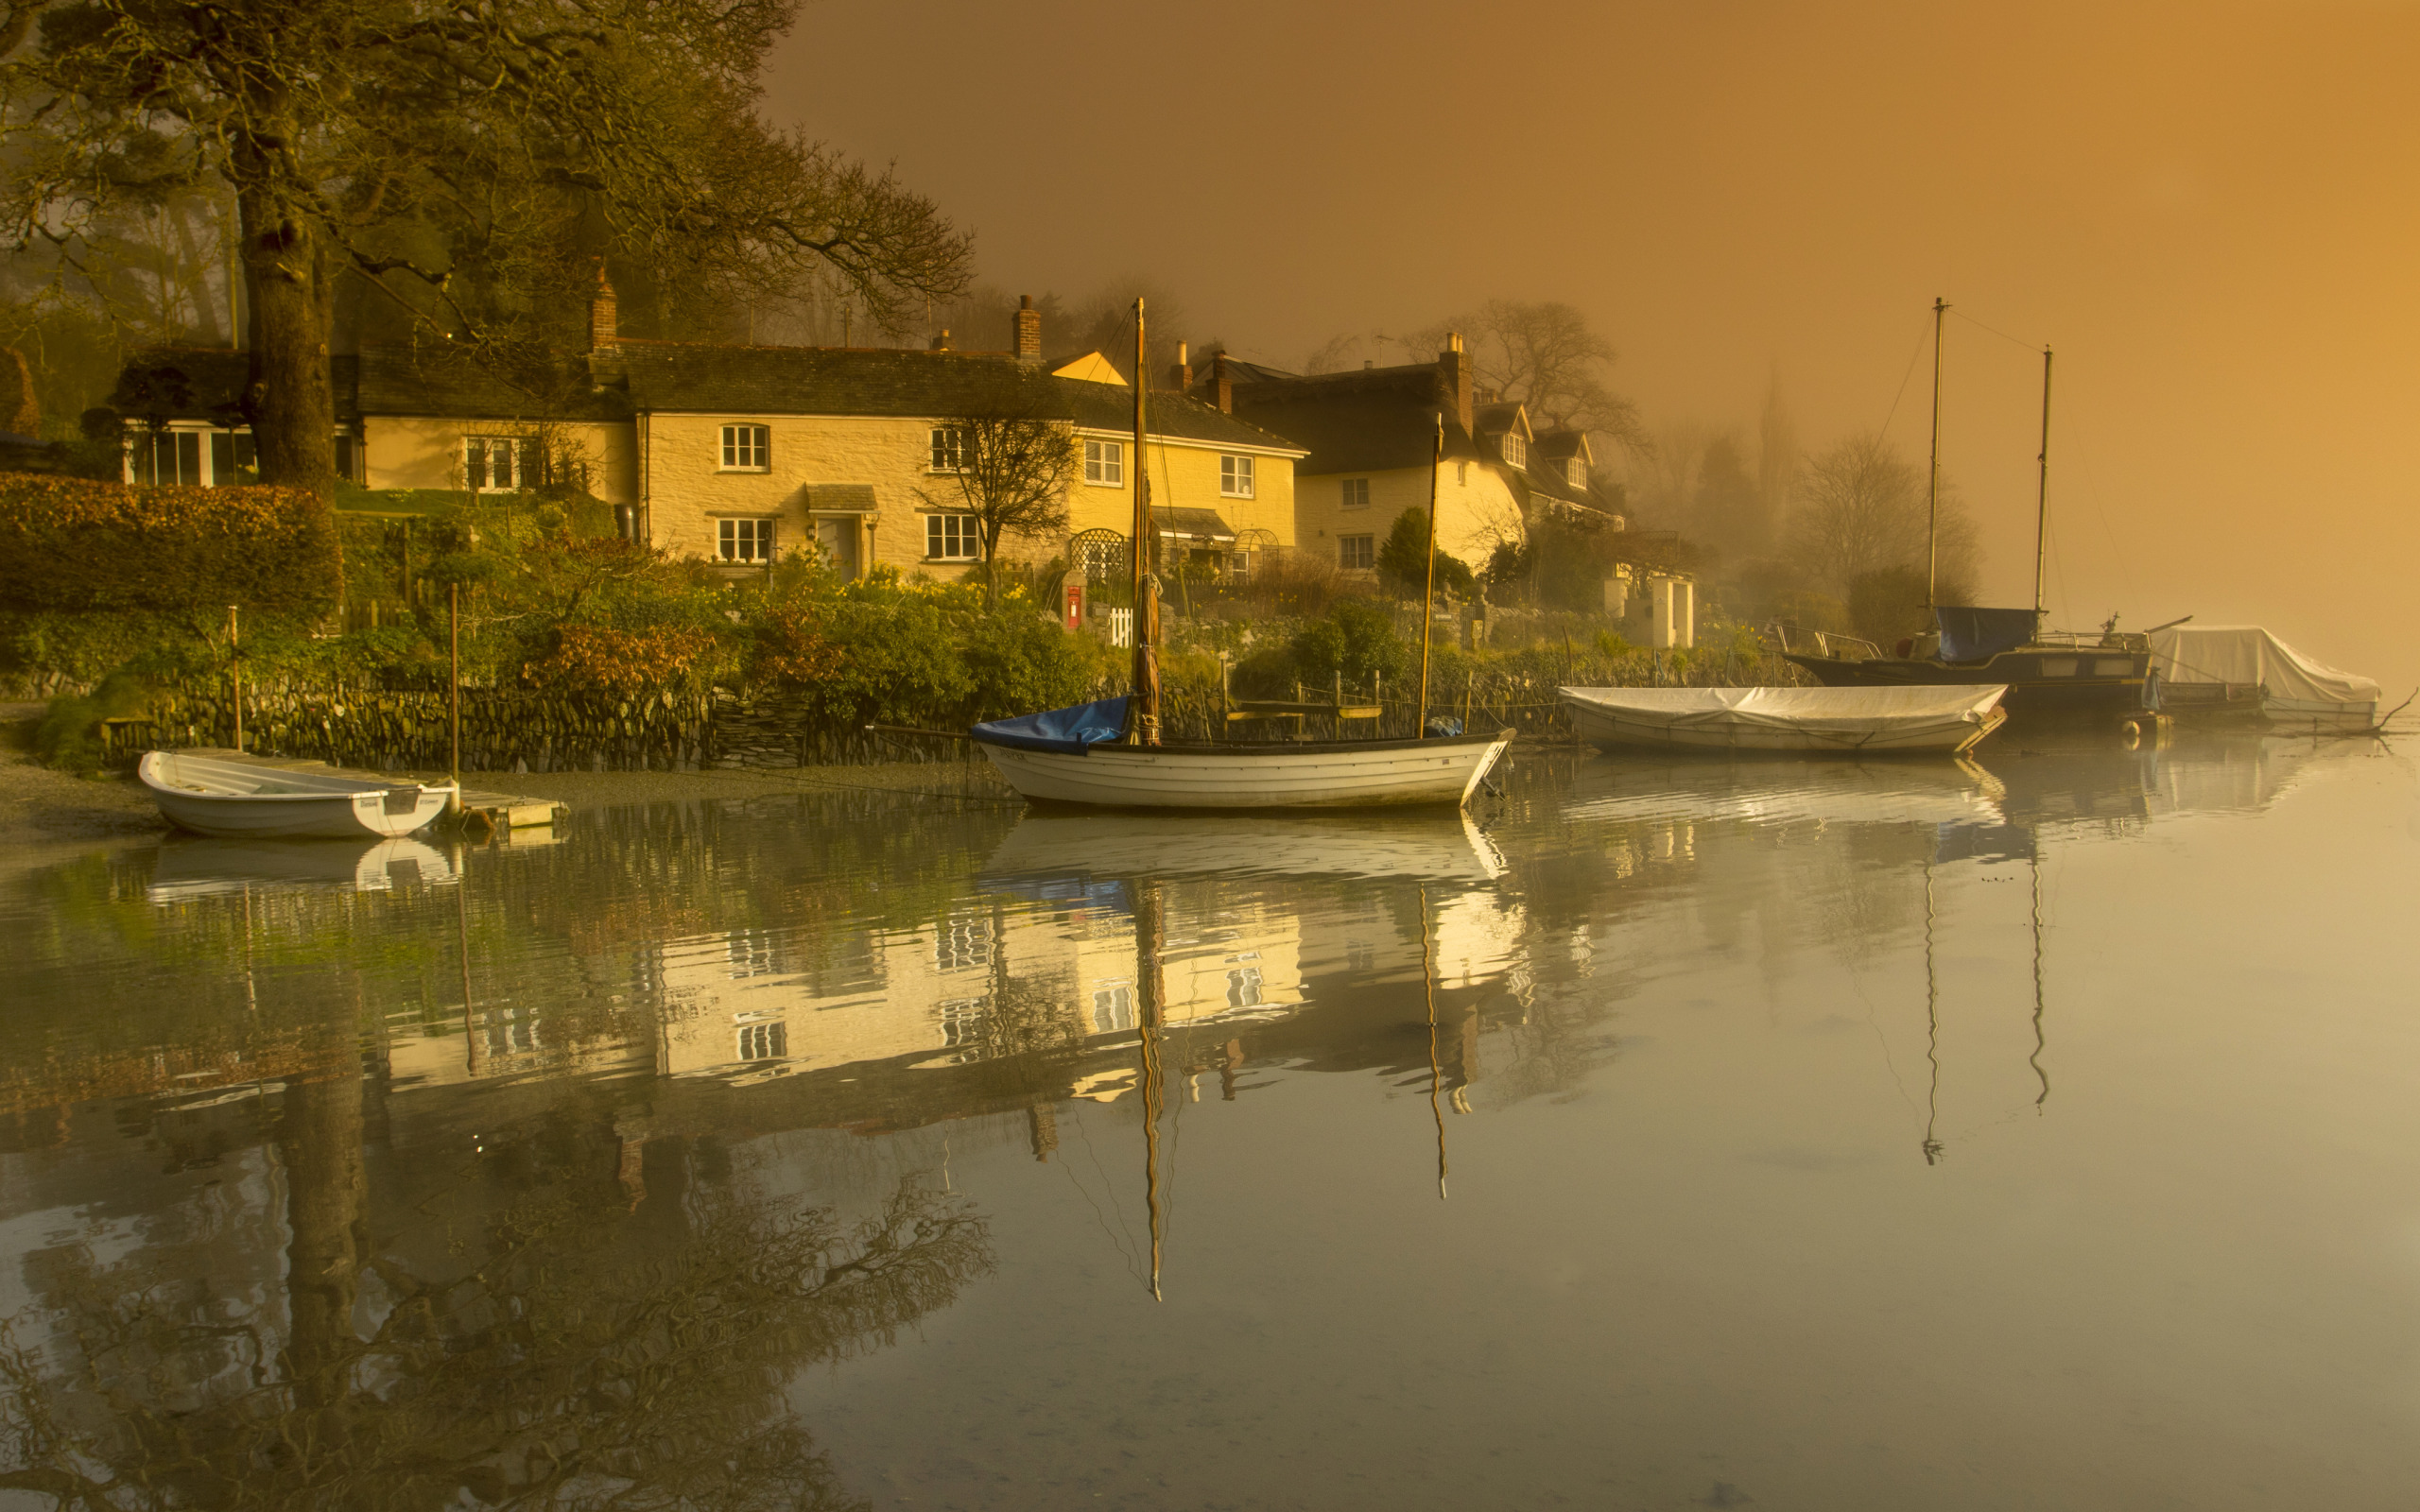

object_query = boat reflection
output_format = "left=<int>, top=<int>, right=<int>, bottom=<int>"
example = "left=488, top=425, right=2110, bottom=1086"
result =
left=146, top=833, right=458, bottom=901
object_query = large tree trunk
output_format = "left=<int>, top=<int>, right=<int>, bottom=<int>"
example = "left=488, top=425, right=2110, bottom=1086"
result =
left=281, top=1070, right=365, bottom=1413
left=234, top=171, right=338, bottom=496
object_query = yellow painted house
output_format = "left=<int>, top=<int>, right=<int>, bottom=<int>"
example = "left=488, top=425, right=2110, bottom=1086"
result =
left=116, top=292, right=1305, bottom=584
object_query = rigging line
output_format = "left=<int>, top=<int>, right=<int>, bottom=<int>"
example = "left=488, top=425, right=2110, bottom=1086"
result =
left=1948, top=307, right=2042, bottom=352
left=1063, top=1101, right=1146, bottom=1285
left=1876, top=307, right=1934, bottom=441
left=2058, top=410, right=2143, bottom=613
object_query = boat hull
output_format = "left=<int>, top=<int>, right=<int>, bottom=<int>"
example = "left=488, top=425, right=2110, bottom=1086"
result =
left=1562, top=686, right=2007, bottom=755
left=139, top=751, right=456, bottom=838
left=977, top=731, right=1513, bottom=811
left=1784, top=646, right=2151, bottom=713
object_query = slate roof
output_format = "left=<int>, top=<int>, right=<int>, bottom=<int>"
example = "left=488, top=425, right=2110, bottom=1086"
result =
left=603, top=342, right=1302, bottom=452
left=359, top=345, right=627, bottom=421
left=112, top=349, right=362, bottom=424
left=109, top=341, right=1305, bottom=453
left=1225, top=363, right=1482, bottom=474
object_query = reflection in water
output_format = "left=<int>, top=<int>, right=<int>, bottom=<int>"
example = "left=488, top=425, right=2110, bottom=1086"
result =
left=0, top=1068, right=990, bottom=1510
left=0, top=730, right=2404, bottom=1507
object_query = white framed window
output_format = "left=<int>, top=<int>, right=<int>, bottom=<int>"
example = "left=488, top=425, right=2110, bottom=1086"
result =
left=1219, top=454, right=1255, bottom=498
left=1092, top=984, right=1135, bottom=1034
left=1566, top=457, right=1586, bottom=489
left=129, top=430, right=203, bottom=486
left=1340, top=477, right=1370, bottom=510
left=736, top=1021, right=788, bottom=1061
left=1340, top=534, right=1375, bottom=571
left=925, top=513, right=980, bottom=560
left=465, top=436, right=524, bottom=492
left=720, top=423, right=769, bottom=471
left=717, top=517, right=776, bottom=562
left=929, top=425, right=967, bottom=472
left=1084, top=438, right=1124, bottom=486
left=1500, top=431, right=1527, bottom=469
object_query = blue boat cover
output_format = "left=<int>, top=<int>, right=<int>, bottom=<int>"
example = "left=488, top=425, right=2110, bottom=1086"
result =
left=969, top=696, right=1130, bottom=755
left=1934, top=607, right=2038, bottom=663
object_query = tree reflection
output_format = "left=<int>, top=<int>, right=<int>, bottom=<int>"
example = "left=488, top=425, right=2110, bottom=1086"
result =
left=0, top=1072, right=993, bottom=1511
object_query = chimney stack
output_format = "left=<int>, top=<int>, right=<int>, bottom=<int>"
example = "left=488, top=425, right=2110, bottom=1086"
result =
left=929, top=328, right=952, bottom=352
left=1211, top=352, right=1234, bottom=415
left=589, top=263, right=618, bottom=352
left=1013, top=294, right=1042, bottom=363
left=1172, top=340, right=1193, bottom=392
left=1439, top=331, right=1472, bottom=436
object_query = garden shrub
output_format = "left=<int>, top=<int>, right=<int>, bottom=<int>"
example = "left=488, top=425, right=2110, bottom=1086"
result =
left=0, top=477, right=340, bottom=620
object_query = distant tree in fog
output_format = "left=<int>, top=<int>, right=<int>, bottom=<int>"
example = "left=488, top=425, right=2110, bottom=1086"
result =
left=1756, top=373, right=1798, bottom=539
left=1691, top=436, right=1765, bottom=557
left=1386, top=301, right=1642, bottom=450
left=1061, top=278, right=1194, bottom=380
left=1788, top=430, right=1979, bottom=605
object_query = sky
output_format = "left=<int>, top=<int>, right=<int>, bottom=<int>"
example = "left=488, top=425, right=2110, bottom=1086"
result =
left=766, top=0, right=2419, bottom=693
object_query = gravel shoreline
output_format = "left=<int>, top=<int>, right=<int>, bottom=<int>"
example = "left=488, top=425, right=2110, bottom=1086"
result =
left=1, top=707, right=1012, bottom=845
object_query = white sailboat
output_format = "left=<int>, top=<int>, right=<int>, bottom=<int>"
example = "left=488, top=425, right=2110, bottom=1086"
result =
left=972, top=297, right=1512, bottom=811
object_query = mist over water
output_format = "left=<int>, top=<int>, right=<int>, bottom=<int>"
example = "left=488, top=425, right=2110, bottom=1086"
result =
left=770, top=0, right=2420, bottom=695
left=4, top=736, right=2414, bottom=1507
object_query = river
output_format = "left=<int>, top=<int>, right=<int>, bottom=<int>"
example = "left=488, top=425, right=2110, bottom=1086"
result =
left=1, top=732, right=2412, bottom=1509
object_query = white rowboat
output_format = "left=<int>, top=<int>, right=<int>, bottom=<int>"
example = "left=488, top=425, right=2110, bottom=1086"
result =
left=974, top=721, right=1513, bottom=811
left=1561, top=685, right=2008, bottom=755
left=139, top=750, right=457, bottom=838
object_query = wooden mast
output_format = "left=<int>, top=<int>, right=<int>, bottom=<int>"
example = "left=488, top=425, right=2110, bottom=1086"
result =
left=1413, top=413, right=1442, bottom=730
left=1926, top=297, right=1947, bottom=610
left=2033, top=345, right=2053, bottom=623
left=1420, top=884, right=1447, bottom=1199
left=1135, top=877, right=1167, bottom=1298
left=1416, top=416, right=1441, bottom=735
left=1129, top=299, right=1160, bottom=744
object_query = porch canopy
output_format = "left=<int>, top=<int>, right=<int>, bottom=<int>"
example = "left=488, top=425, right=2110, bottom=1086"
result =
left=1154, top=508, right=1236, bottom=544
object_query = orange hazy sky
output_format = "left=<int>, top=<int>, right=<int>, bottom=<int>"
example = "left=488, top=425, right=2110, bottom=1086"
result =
left=769, top=0, right=2419, bottom=691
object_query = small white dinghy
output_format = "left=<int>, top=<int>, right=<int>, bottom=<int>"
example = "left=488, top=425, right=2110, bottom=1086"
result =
left=138, top=750, right=457, bottom=838
left=971, top=698, right=1512, bottom=811
left=1561, top=685, right=2008, bottom=755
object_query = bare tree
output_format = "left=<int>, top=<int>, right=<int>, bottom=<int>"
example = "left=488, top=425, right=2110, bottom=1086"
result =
left=0, top=1, right=973, bottom=493
left=1788, top=430, right=1979, bottom=600
left=1059, top=277, right=1190, bottom=377
left=1387, top=300, right=1642, bottom=449
left=917, top=372, right=1082, bottom=610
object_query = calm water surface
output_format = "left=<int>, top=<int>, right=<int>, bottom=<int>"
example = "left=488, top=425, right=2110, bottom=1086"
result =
left=2, top=735, right=2415, bottom=1509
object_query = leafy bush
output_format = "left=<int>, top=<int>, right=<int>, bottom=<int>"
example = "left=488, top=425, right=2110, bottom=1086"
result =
left=1375, top=507, right=1478, bottom=599
left=0, top=478, right=340, bottom=621
left=35, top=668, right=152, bottom=775
left=1287, top=598, right=1410, bottom=690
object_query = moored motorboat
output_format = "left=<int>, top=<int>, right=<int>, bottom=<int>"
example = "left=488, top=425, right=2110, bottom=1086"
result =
left=972, top=698, right=1512, bottom=810
left=1561, top=684, right=2007, bottom=755
left=138, top=750, right=457, bottom=838
left=2146, top=624, right=2384, bottom=733
left=1777, top=610, right=2152, bottom=715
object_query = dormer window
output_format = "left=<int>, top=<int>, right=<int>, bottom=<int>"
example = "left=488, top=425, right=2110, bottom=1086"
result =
left=1566, top=457, right=1586, bottom=489
left=1501, top=431, right=1526, bottom=469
